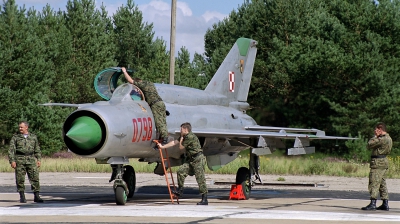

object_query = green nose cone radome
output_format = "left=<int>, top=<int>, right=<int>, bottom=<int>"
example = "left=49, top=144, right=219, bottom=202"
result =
left=66, top=116, right=102, bottom=150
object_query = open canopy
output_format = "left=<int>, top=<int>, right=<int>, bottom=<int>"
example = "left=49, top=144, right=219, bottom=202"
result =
left=93, top=67, right=134, bottom=101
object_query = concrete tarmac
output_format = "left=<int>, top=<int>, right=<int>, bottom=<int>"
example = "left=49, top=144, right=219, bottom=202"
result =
left=1, top=172, right=400, bottom=223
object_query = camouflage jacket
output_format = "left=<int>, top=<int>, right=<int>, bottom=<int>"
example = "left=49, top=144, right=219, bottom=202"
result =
left=135, top=80, right=162, bottom=105
left=8, top=133, right=41, bottom=164
left=178, top=132, right=202, bottom=158
left=368, top=134, right=392, bottom=169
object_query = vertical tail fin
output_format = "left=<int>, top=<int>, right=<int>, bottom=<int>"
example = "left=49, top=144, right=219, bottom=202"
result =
left=205, top=38, right=258, bottom=103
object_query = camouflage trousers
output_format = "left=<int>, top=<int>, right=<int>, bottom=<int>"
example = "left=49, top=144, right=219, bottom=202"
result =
left=151, top=101, right=168, bottom=139
left=15, top=161, right=40, bottom=192
left=368, top=168, right=388, bottom=200
left=177, top=154, right=208, bottom=194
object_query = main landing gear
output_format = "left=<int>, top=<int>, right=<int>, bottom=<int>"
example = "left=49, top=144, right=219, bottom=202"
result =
left=235, top=153, right=262, bottom=200
left=110, top=164, right=136, bottom=205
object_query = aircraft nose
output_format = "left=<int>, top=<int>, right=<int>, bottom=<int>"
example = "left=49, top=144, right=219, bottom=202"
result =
left=66, top=116, right=102, bottom=150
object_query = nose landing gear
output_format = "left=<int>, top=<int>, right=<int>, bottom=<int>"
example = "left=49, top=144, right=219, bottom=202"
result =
left=111, top=164, right=136, bottom=205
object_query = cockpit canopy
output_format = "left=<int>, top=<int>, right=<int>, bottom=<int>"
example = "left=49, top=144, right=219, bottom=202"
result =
left=94, top=67, right=144, bottom=101
left=109, top=83, right=144, bottom=102
left=94, top=67, right=144, bottom=100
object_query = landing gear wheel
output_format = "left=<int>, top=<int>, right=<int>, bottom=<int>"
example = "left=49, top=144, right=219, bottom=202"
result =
left=115, top=186, right=127, bottom=205
left=123, top=165, right=136, bottom=198
left=236, top=167, right=251, bottom=200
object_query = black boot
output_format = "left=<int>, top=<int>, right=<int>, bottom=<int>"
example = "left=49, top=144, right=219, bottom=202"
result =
left=172, top=187, right=183, bottom=197
left=19, top=191, right=26, bottom=203
left=377, top=199, right=389, bottom=211
left=153, top=137, right=169, bottom=150
left=197, top=193, right=208, bottom=205
left=162, top=137, right=169, bottom=145
left=361, top=199, right=376, bottom=210
left=33, top=192, right=44, bottom=203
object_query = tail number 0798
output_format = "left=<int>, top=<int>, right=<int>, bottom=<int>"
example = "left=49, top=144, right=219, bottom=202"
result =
left=132, top=117, right=153, bottom=142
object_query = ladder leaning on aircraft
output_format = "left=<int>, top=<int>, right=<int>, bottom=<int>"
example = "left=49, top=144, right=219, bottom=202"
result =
left=41, top=37, right=356, bottom=205
left=153, top=139, right=179, bottom=204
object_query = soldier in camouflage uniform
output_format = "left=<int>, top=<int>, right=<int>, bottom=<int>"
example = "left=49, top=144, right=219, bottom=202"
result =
left=157, top=122, right=208, bottom=205
left=122, top=67, right=169, bottom=144
left=361, top=122, right=392, bottom=211
left=8, top=121, right=43, bottom=203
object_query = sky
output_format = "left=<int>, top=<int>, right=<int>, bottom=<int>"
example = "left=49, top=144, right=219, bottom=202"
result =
left=16, top=0, right=246, bottom=58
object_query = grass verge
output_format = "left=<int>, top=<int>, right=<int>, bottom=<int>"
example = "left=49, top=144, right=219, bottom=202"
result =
left=3, top=154, right=400, bottom=178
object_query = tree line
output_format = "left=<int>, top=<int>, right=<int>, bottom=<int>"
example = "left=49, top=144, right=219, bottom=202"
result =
left=1, top=0, right=400, bottom=160
left=0, top=0, right=208, bottom=154
left=204, top=0, right=400, bottom=160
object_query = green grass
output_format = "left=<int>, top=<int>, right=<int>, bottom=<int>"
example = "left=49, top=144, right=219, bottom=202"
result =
left=2, top=154, right=400, bottom=178
left=211, top=155, right=370, bottom=178
left=0, top=157, right=157, bottom=173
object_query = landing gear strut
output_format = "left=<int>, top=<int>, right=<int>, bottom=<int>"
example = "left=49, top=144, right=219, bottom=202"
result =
left=111, top=164, right=136, bottom=205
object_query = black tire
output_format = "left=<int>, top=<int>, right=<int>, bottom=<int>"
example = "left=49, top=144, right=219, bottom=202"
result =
left=123, top=165, right=136, bottom=198
left=235, top=167, right=251, bottom=200
left=115, top=186, right=127, bottom=205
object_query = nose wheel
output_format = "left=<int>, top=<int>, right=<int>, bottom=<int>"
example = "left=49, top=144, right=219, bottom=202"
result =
left=112, top=164, right=136, bottom=205
left=114, top=185, right=127, bottom=205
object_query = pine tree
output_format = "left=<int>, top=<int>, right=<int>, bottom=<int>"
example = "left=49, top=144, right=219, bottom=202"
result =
left=204, top=0, right=400, bottom=152
left=37, top=4, right=75, bottom=103
left=190, top=53, right=209, bottom=89
left=0, top=0, right=52, bottom=149
left=113, top=0, right=155, bottom=68
left=113, top=0, right=169, bottom=83
left=64, top=0, right=116, bottom=103
left=175, top=46, right=191, bottom=86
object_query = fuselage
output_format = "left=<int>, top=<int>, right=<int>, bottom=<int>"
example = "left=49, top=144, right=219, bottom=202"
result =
left=64, top=83, right=257, bottom=159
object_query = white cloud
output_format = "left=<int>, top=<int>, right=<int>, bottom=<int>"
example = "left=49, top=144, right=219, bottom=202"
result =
left=138, top=0, right=228, bottom=58
left=146, top=0, right=170, bottom=13
left=202, top=11, right=226, bottom=23
left=176, top=1, right=192, bottom=17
